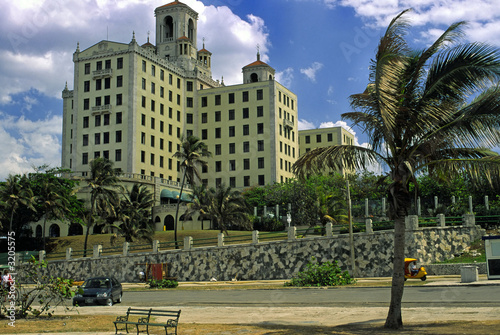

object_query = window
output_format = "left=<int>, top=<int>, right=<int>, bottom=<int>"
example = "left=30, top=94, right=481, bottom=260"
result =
left=141, top=132, right=146, bottom=144
left=257, top=106, right=264, bottom=117
left=328, top=133, right=333, bottom=142
left=104, top=95, right=110, bottom=105
left=201, top=113, right=207, bottom=123
left=177, top=78, right=181, bottom=89
left=215, top=144, right=221, bottom=155
left=103, top=114, right=110, bottom=125
left=83, top=134, right=88, bottom=146
left=151, top=65, right=155, bottom=76
left=258, top=140, right=264, bottom=151
left=160, top=156, right=164, bottom=168
left=116, top=112, right=122, bottom=124
left=95, top=133, right=100, bottom=145
left=186, top=97, right=193, bottom=107
left=243, top=141, right=250, bottom=152
left=229, top=160, right=236, bottom=171
left=202, top=129, right=207, bottom=140
left=115, top=149, right=121, bottom=162
left=104, top=77, right=111, bottom=89
left=243, top=124, right=249, bottom=135
left=103, top=132, right=109, bottom=144
left=94, top=151, right=100, bottom=159
left=244, top=159, right=250, bottom=170
left=151, top=82, right=155, bottom=94
left=84, top=63, right=90, bottom=74
left=243, top=108, right=249, bottom=119
left=256, top=89, right=263, bottom=100
left=169, top=90, right=173, bottom=102
left=160, top=86, right=164, bottom=98
left=230, top=177, right=236, bottom=188
left=258, top=175, right=265, bottom=185
left=117, top=57, right=123, bottom=69
left=169, top=74, right=173, bottom=85
left=83, top=116, right=89, bottom=128
left=116, top=94, right=122, bottom=106
left=228, top=109, right=235, bottom=120
left=258, top=157, right=264, bottom=169
left=105, top=59, right=111, bottom=69
left=142, top=78, right=146, bottom=90
left=257, top=123, right=264, bottom=134
left=215, top=128, right=221, bottom=138
left=151, top=135, right=155, bottom=147
left=317, top=134, right=322, bottom=143
left=229, top=143, right=235, bottom=154
left=242, top=91, right=249, bottom=102
left=95, top=115, right=101, bottom=127
left=115, top=130, right=122, bottom=143
left=177, top=94, right=180, bottom=105
left=96, top=79, right=102, bottom=90
left=151, top=100, right=155, bottom=112
left=229, top=126, right=235, bottom=137
left=305, top=135, right=310, bottom=144
left=84, top=81, right=90, bottom=92
left=150, top=153, right=155, bottom=165
left=142, top=96, right=146, bottom=108
left=215, top=111, right=221, bottom=122
left=228, top=93, right=235, bottom=104
left=82, top=153, right=88, bottom=164
left=244, top=175, right=250, bottom=186
left=160, top=69, right=164, bottom=80
left=150, top=117, right=155, bottom=129
left=187, top=81, right=193, bottom=91
left=186, top=114, right=193, bottom=124
left=96, top=61, right=102, bottom=70
left=215, top=161, right=221, bottom=172
left=142, top=60, right=146, bottom=72
left=201, top=96, right=208, bottom=107
left=141, top=114, right=146, bottom=126
left=215, top=95, right=221, bottom=105
left=141, top=150, right=145, bottom=163
left=84, top=99, right=89, bottom=110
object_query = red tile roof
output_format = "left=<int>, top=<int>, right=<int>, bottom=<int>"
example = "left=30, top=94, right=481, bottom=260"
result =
left=243, top=59, right=269, bottom=68
left=156, top=1, right=184, bottom=10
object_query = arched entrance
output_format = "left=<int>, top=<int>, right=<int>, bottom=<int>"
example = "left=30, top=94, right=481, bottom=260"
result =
left=35, top=225, right=42, bottom=238
left=164, top=215, right=174, bottom=231
left=68, top=223, right=83, bottom=236
left=49, top=224, right=60, bottom=237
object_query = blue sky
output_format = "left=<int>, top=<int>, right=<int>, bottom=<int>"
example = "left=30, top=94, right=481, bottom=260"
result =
left=1, top=0, right=500, bottom=180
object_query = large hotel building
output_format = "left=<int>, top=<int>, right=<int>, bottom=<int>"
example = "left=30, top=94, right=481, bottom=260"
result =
left=51, top=0, right=353, bottom=236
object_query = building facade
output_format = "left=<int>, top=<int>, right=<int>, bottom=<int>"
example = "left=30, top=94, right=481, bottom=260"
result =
left=59, top=0, right=298, bottom=233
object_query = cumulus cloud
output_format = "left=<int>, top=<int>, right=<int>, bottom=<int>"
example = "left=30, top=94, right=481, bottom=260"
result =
left=298, top=119, right=316, bottom=130
left=0, top=114, right=62, bottom=180
left=276, top=67, right=294, bottom=88
left=300, top=62, right=324, bottom=82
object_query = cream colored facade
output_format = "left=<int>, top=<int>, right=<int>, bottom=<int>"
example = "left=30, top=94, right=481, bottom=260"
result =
left=298, top=127, right=355, bottom=175
left=59, top=1, right=298, bottom=233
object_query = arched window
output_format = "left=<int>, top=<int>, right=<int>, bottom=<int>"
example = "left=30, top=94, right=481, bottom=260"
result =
left=68, top=223, right=83, bottom=236
left=269, top=74, right=273, bottom=80
left=165, top=16, right=174, bottom=39
left=188, top=19, right=194, bottom=41
left=49, top=224, right=60, bottom=237
left=250, top=73, right=259, bottom=83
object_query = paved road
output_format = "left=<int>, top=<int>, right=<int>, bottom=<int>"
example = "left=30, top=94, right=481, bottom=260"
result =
left=119, top=285, right=500, bottom=308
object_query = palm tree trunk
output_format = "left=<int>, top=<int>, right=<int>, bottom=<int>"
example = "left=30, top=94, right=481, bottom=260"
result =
left=384, top=213, right=406, bottom=329
left=83, top=198, right=95, bottom=257
left=42, top=215, right=48, bottom=251
left=174, top=169, right=187, bottom=249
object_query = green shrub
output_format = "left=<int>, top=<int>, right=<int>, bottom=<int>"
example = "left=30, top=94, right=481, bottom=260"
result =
left=147, top=279, right=178, bottom=289
left=284, top=257, right=355, bottom=287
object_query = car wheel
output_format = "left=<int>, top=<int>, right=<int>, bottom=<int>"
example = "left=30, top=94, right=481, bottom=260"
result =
left=106, top=298, right=113, bottom=306
left=421, top=275, right=427, bottom=281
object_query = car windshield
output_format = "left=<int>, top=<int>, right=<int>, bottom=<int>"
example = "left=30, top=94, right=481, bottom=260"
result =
left=83, top=278, right=111, bottom=289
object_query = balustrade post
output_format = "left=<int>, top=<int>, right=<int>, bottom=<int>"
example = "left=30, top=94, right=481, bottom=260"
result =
left=325, top=222, right=333, bottom=237
left=184, top=236, right=193, bottom=250
left=93, top=244, right=102, bottom=258
left=252, top=230, right=259, bottom=244
left=365, top=219, right=373, bottom=234
left=123, top=242, right=129, bottom=256
left=287, top=226, right=296, bottom=240
left=405, top=215, right=419, bottom=230
left=66, top=247, right=72, bottom=260
left=39, top=250, right=46, bottom=262
left=153, top=240, right=160, bottom=253
left=437, top=213, right=446, bottom=227
left=463, top=214, right=475, bottom=227
left=218, top=233, right=224, bottom=247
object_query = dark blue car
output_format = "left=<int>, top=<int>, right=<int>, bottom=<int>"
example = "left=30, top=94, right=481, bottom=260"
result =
left=73, top=276, right=122, bottom=306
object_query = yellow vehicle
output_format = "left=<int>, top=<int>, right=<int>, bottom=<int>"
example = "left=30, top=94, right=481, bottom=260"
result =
left=404, top=258, right=427, bottom=281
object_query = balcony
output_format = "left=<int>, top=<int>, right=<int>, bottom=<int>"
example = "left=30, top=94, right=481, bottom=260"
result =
left=92, top=68, right=113, bottom=79
left=91, top=104, right=112, bottom=114
left=283, top=118, right=294, bottom=129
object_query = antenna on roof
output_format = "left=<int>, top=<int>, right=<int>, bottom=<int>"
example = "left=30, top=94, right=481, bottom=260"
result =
left=107, top=26, right=108, bottom=40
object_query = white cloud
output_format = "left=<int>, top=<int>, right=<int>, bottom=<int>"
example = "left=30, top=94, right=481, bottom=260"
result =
left=0, top=114, right=62, bottom=180
left=298, top=119, right=316, bottom=130
left=276, top=67, right=294, bottom=87
left=300, top=62, right=324, bottom=82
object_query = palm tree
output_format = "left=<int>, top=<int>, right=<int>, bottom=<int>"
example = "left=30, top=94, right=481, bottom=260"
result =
left=107, top=183, right=155, bottom=243
left=172, top=135, right=211, bottom=248
left=187, top=184, right=251, bottom=235
left=37, top=178, right=70, bottom=250
left=0, top=174, right=35, bottom=232
left=82, top=158, right=121, bottom=257
left=293, top=10, right=500, bottom=329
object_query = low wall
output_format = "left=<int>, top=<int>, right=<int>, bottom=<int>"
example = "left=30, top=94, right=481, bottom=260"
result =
left=424, top=263, right=487, bottom=275
left=38, top=224, right=484, bottom=282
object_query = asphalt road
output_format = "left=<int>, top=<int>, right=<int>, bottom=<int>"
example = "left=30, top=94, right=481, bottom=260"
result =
left=120, top=286, right=500, bottom=308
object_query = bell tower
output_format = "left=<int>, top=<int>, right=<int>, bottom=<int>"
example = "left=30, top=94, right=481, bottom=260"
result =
left=155, top=1, right=198, bottom=62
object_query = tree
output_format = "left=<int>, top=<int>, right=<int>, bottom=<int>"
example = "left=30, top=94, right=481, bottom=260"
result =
left=0, top=174, right=35, bottom=232
left=108, top=183, right=155, bottom=243
left=172, top=135, right=211, bottom=247
left=187, top=184, right=251, bottom=235
left=293, top=10, right=500, bottom=329
left=82, top=158, right=121, bottom=257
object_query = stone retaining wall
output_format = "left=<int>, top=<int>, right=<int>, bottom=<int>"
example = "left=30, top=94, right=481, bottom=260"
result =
left=40, top=225, right=484, bottom=282
left=424, top=263, right=487, bottom=275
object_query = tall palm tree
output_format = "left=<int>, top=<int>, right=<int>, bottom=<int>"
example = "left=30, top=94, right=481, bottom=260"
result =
left=107, top=183, right=155, bottom=243
left=172, top=135, right=211, bottom=248
left=0, top=174, right=35, bottom=232
left=293, top=10, right=500, bottom=329
left=82, top=157, right=121, bottom=257
left=37, top=178, right=70, bottom=250
left=187, top=184, right=251, bottom=235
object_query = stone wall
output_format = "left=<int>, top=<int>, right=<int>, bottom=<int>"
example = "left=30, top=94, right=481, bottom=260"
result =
left=39, top=224, right=484, bottom=282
